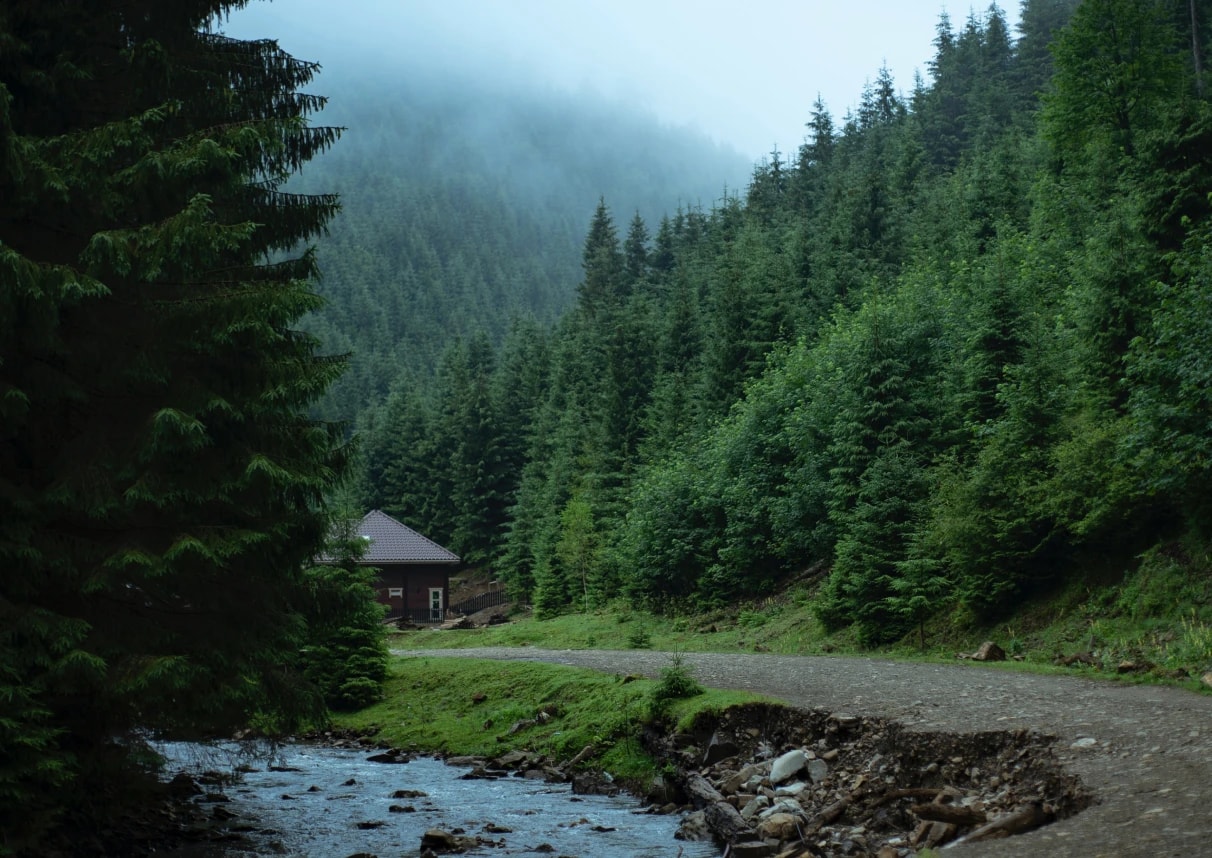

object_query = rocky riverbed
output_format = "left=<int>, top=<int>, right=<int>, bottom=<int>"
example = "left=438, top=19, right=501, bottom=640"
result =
left=654, top=703, right=1087, bottom=856
left=396, top=647, right=1212, bottom=857
left=153, top=737, right=719, bottom=857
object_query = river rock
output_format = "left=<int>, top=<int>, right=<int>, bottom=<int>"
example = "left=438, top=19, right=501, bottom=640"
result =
left=366, top=750, right=410, bottom=764
left=774, top=782, right=807, bottom=797
left=703, top=730, right=740, bottom=765
left=807, top=758, right=830, bottom=784
left=972, top=641, right=1007, bottom=662
left=730, top=841, right=775, bottom=857
left=757, top=811, right=800, bottom=841
left=740, top=795, right=770, bottom=820
left=391, top=789, right=427, bottom=799
left=675, top=810, right=711, bottom=841
left=770, top=749, right=809, bottom=784
left=759, top=799, right=804, bottom=820
left=420, top=828, right=475, bottom=851
left=723, top=762, right=769, bottom=794
left=167, top=772, right=202, bottom=797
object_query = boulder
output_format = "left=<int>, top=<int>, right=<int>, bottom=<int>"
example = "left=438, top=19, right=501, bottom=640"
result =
left=759, top=799, right=804, bottom=819
left=675, top=810, right=711, bottom=841
left=723, top=762, right=770, bottom=794
left=974, top=641, right=1006, bottom=661
left=420, top=829, right=475, bottom=852
left=807, top=758, right=830, bottom=784
left=703, top=730, right=740, bottom=765
left=770, top=749, right=808, bottom=784
left=740, top=795, right=771, bottom=820
left=757, top=811, right=800, bottom=841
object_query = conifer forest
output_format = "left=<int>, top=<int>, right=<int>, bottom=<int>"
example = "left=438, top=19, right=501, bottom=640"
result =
left=4, top=0, right=1212, bottom=852
left=355, top=0, right=1212, bottom=641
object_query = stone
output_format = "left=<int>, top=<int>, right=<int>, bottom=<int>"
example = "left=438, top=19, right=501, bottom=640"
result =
left=167, top=773, right=202, bottom=798
left=972, top=641, right=1006, bottom=662
left=1070, top=737, right=1098, bottom=749
left=807, top=758, right=830, bottom=784
left=703, top=730, right=741, bottom=765
left=420, top=829, right=467, bottom=851
left=492, top=749, right=530, bottom=768
left=774, top=782, right=808, bottom=797
left=759, top=799, right=804, bottom=819
left=770, top=749, right=809, bottom=784
left=391, top=789, right=428, bottom=799
left=757, top=811, right=800, bottom=841
left=366, top=751, right=409, bottom=764
left=724, top=762, right=769, bottom=794
left=646, top=774, right=679, bottom=805
left=729, top=840, right=775, bottom=857
left=740, top=795, right=771, bottom=821
left=1201, top=671, right=1212, bottom=690
left=675, top=810, right=711, bottom=841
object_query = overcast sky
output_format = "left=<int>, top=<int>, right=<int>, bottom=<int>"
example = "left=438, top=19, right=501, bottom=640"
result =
left=224, top=0, right=1020, bottom=161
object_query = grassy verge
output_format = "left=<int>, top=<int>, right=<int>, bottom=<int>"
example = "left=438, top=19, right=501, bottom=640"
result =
left=331, top=656, right=769, bottom=786
left=391, top=537, right=1212, bottom=692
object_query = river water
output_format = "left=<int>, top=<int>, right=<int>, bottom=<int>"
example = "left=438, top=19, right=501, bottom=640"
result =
left=158, top=741, right=720, bottom=857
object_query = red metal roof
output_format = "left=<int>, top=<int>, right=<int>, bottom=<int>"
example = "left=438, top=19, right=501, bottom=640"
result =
left=333, top=509, right=460, bottom=565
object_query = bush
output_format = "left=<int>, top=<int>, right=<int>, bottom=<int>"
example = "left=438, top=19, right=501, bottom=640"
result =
left=648, top=653, right=703, bottom=719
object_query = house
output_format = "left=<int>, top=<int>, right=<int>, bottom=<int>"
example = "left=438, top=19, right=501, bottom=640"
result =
left=332, top=509, right=461, bottom=623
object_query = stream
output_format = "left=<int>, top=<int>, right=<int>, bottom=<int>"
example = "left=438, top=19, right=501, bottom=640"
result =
left=158, top=741, right=720, bottom=857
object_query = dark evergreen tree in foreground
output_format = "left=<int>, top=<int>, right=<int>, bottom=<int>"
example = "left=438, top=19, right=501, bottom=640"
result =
left=0, top=0, right=349, bottom=847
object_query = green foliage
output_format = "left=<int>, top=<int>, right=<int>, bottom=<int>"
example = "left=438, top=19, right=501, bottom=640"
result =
left=648, top=653, right=704, bottom=719
left=360, top=0, right=1212, bottom=653
left=299, top=534, right=388, bottom=711
left=0, top=1, right=349, bottom=846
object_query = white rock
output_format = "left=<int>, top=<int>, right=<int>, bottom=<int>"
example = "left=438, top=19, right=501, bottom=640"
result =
left=740, top=795, right=770, bottom=821
left=758, top=799, right=804, bottom=820
left=770, top=749, right=809, bottom=784
left=774, top=782, right=808, bottom=797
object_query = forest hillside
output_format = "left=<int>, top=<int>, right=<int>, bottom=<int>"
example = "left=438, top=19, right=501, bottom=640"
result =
left=357, top=0, right=1212, bottom=645
left=287, top=62, right=751, bottom=423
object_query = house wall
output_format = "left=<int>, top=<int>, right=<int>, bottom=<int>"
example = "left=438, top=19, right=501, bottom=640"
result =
left=374, top=564, right=452, bottom=622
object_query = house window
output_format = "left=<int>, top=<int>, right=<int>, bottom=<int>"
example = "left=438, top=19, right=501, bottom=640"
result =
left=388, top=587, right=403, bottom=598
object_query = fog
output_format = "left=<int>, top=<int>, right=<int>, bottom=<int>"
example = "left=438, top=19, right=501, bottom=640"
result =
left=223, top=0, right=1022, bottom=162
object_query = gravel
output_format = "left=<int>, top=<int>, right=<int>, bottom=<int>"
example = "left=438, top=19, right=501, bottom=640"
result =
left=393, top=646, right=1212, bottom=857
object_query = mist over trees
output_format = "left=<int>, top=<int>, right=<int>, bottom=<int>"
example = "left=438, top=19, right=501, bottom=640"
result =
left=357, top=0, right=1212, bottom=641
left=285, top=61, right=751, bottom=424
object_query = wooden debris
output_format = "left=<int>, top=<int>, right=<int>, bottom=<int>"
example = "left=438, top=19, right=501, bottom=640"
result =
left=910, top=803, right=988, bottom=826
left=946, top=803, right=1051, bottom=847
left=1054, top=651, right=1099, bottom=667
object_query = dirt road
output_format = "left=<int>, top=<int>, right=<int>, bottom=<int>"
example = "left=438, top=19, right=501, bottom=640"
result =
left=393, top=646, right=1212, bottom=857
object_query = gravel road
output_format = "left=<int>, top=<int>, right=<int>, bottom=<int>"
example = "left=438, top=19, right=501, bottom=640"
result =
left=393, top=646, right=1212, bottom=857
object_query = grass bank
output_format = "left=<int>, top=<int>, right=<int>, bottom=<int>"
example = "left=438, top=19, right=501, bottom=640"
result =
left=331, top=656, right=769, bottom=785
left=392, top=537, right=1212, bottom=692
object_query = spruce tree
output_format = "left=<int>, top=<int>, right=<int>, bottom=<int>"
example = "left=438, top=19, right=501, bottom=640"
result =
left=0, top=1, right=347, bottom=844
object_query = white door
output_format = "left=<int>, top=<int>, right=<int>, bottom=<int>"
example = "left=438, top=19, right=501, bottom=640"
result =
left=429, top=587, right=443, bottom=622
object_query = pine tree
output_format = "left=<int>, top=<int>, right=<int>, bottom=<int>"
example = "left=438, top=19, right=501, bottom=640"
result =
left=0, top=1, right=347, bottom=844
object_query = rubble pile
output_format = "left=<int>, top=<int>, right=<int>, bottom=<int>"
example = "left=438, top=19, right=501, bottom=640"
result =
left=652, top=703, right=1090, bottom=857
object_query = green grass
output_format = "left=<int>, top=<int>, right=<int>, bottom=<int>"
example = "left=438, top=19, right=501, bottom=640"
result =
left=391, top=536, right=1212, bottom=692
left=332, top=656, right=769, bottom=786
left=390, top=593, right=834, bottom=655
